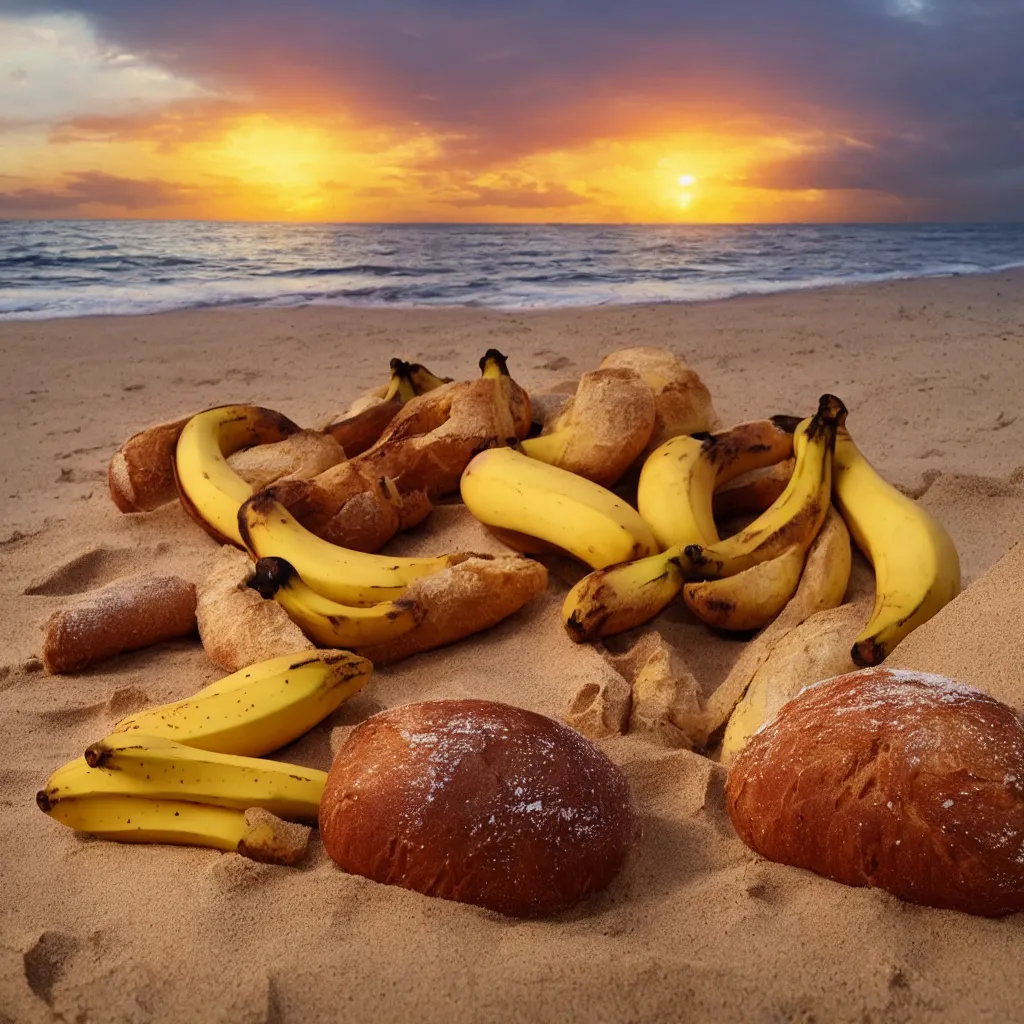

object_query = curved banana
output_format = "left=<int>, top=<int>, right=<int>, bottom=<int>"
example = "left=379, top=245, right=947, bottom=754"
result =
left=174, top=405, right=301, bottom=546
left=638, top=417, right=801, bottom=549
left=713, top=458, right=794, bottom=520
left=832, top=429, right=960, bottom=666
left=382, top=359, right=418, bottom=403
left=247, top=556, right=424, bottom=648
left=112, top=650, right=372, bottom=756
left=563, top=553, right=684, bottom=643
left=460, top=447, right=658, bottom=570
left=682, top=544, right=805, bottom=632
left=408, top=362, right=453, bottom=394
left=37, top=735, right=325, bottom=822
left=238, top=492, right=462, bottom=606
left=683, top=395, right=846, bottom=579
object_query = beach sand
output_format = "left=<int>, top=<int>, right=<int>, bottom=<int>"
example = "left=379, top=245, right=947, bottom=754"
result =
left=2, top=270, right=1023, bottom=1023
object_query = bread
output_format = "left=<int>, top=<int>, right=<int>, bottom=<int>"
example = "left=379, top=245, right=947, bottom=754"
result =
left=599, top=346, right=718, bottom=450
left=195, top=547, right=314, bottom=672
left=726, top=667, right=1024, bottom=917
left=320, top=699, right=637, bottom=917
left=226, top=430, right=345, bottom=489
left=41, top=574, right=197, bottom=674
left=352, top=555, right=548, bottom=664
left=108, top=414, right=193, bottom=512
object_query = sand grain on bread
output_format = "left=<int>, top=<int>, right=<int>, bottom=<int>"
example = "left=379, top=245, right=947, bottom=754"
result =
left=3, top=271, right=1024, bottom=1023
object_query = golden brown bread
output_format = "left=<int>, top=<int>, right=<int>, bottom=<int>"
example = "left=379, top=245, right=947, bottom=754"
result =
left=526, top=367, right=656, bottom=487
left=713, top=458, right=795, bottom=520
left=320, top=699, right=637, bottom=917
left=108, top=414, right=193, bottom=512
left=726, top=667, right=1024, bottom=917
left=320, top=397, right=405, bottom=457
left=352, top=554, right=549, bottom=663
left=195, top=547, right=315, bottom=672
left=226, top=430, right=345, bottom=490
left=41, top=574, right=197, bottom=674
left=275, top=374, right=522, bottom=550
left=599, top=346, right=718, bottom=451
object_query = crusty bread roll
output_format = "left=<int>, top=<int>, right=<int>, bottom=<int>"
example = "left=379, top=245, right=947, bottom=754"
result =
left=227, top=430, right=345, bottom=489
left=108, top=414, right=193, bottom=512
left=41, top=574, right=197, bottom=674
left=726, top=668, right=1024, bottom=917
left=599, top=346, right=718, bottom=451
left=352, top=555, right=548, bottom=663
left=320, top=699, right=637, bottom=917
left=196, top=547, right=314, bottom=672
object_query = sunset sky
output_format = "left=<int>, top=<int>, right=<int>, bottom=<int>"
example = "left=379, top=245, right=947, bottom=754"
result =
left=0, top=1, right=1022, bottom=223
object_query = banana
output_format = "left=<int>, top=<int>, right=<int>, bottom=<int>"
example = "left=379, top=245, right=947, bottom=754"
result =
left=832, top=428, right=961, bottom=666
left=561, top=399, right=845, bottom=643
left=638, top=417, right=801, bottom=550
left=479, top=347, right=532, bottom=438
left=682, top=543, right=806, bottom=632
left=683, top=395, right=846, bottom=579
left=382, top=359, right=417, bottom=403
left=38, top=795, right=307, bottom=862
left=460, top=447, right=658, bottom=570
left=174, top=405, right=301, bottom=546
left=37, top=735, right=325, bottom=822
left=408, top=362, right=453, bottom=394
left=563, top=554, right=685, bottom=643
left=238, top=492, right=462, bottom=606
left=112, top=650, right=372, bottom=756
left=247, top=556, right=424, bottom=648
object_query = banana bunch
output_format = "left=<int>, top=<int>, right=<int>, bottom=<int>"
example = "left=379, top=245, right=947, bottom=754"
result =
left=36, top=650, right=368, bottom=859
left=564, top=395, right=846, bottom=641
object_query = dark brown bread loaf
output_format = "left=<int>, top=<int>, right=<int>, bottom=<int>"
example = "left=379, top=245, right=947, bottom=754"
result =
left=320, top=699, right=637, bottom=918
left=726, top=667, right=1024, bottom=917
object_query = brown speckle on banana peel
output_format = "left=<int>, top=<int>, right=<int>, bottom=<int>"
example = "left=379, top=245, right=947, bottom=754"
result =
left=109, top=413, right=195, bottom=513
left=599, top=346, right=719, bottom=451
left=351, top=555, right=548, bottom=663
left=533, top=367, right=656, bottom=488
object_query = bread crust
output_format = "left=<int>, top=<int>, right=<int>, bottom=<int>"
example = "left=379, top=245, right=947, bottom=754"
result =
left=726, top=667, right=1024, bottom=917
left=41, top=574, right=197, bottom=674
left=320, top=699, right=637, bottom=917
left=108, top=414, right=193, bottom=512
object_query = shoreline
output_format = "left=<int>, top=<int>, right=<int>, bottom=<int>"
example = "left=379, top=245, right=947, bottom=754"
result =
left=3, top=263, right=1024, bottom=325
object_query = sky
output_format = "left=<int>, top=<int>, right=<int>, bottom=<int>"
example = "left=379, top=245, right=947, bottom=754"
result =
left=0, top=0, right=1022, bottom=223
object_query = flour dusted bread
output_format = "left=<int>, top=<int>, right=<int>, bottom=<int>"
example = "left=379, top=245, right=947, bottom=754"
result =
left=320, top=699, right=637, bottom=917
left=726, top=668, right=1024, bottom=917
left=41, top=574, right=197, bottom=674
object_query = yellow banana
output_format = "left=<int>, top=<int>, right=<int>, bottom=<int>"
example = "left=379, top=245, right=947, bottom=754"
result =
left=37, top=736, right=325, bottom=823
left=247, top=556, right=423, bottom=648
left=832, top=428, right=961, bottom=666
left=563, top=554, right=684, bottom=643
left=382, top=359, right=417, bottom=402
left=38, top=795, right=306, bottom=861
left=683, top=395, right=846, bottom=579
left=638, top=417, right=800, bottom=549
left=174, top=405, right=301, bottom=546
left=682, top=544, right=806, bottom=632
left=460, top=447, right=658, bottom=570
left=112, top=650, right=372, bottom=756
left=407, top=361, right=452, bottom=394
left=238, top=492, right=463, bottom=606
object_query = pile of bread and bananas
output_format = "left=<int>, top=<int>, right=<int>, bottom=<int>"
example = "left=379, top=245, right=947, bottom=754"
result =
left=36, top=345, right=961, bottom=862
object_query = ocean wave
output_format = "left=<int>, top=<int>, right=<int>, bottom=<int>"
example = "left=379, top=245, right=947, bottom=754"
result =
left=1, top=222, right=1023, bottom=320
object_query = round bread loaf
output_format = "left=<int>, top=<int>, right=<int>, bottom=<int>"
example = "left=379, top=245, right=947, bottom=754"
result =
left=320, top=699, right=637, bottom=917
left=726, top=667, right=1024, bottom=917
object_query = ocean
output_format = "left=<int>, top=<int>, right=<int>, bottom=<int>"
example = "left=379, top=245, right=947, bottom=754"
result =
left=1, top=221, right=1022, bottom=320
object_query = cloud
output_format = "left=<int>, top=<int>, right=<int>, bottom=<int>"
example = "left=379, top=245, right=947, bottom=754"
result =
left=0, top=170, right=196, bottom=211
left=1, top=0, right=1023, bottom=217
left=442, top=181, right=587, bottom=209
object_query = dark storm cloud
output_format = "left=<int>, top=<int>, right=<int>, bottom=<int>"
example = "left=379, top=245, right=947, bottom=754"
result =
left=3, top=0, right=1024, bottom=217
left=0, top=171, right=195, bottom=211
